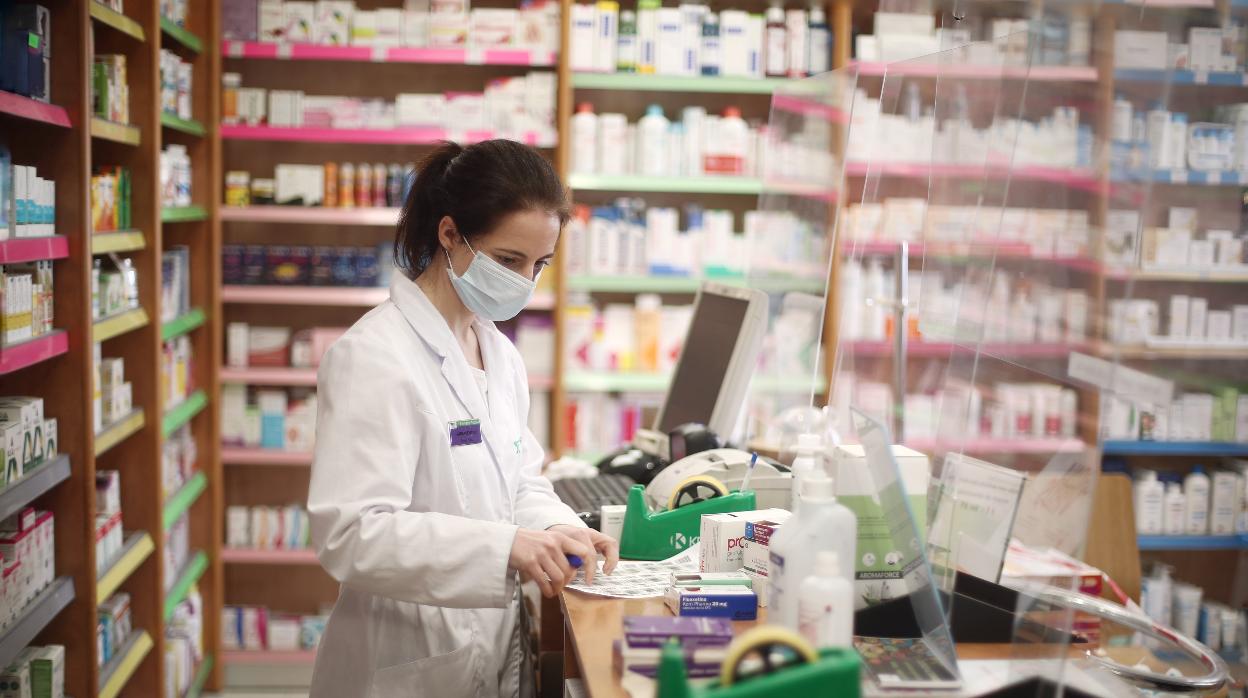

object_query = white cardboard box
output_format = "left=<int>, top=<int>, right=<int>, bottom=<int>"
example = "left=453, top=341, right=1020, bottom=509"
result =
left=699, top=509, right=790, bottom=574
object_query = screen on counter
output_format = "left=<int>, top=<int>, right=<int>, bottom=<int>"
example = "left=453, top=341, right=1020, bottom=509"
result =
left=657, top=291, right=749, bottom=433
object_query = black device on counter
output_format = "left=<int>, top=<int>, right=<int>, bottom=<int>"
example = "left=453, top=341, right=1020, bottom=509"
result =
left=552, top=474, right=635, bottom=529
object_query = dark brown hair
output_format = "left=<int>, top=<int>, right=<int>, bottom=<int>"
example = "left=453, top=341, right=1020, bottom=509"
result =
left=395, top=140, right=570, bottom=276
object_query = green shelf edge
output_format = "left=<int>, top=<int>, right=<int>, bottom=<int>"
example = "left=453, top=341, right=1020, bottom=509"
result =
left=163, top=550, right=208, bottom=622
left=161, top=205, right=208, bottom=223
left=160, top=111, right=206, bottom=136
left=160, top=16, right=203, bottom=54
left=161, top=308, right=206, bottom=341
left=572, top=72, right=789, bottom=94
left=90, top=1, right=146, bottom=41
left=567, top=173, right=763, bottom=194
left=185, top=655, right=214, bottom=698
left=162, top=390, right=207, bottom=437
left=163, top=471, right=207, bottom=531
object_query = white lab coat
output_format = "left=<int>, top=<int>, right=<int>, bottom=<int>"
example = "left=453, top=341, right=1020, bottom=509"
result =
left=307, top=272, right=585, bottom=698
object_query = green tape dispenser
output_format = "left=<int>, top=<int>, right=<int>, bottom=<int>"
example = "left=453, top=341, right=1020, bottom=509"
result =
left=658, top=626, right=861, bottom=698
left=618, top=476, right=756, bottom=561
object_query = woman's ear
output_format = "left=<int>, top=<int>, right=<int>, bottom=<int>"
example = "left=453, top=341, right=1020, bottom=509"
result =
left=436, top=215, right=459, bottom=255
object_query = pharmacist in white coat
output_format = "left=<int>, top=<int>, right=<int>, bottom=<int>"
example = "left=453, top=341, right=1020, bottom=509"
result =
left=307, top=140, right=619, bottom=698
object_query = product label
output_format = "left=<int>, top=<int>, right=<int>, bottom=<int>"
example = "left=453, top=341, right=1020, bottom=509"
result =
left=838, top=493, right=927, bottom=609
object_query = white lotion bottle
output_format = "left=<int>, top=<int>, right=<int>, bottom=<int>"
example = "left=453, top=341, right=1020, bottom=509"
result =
left=1134, top=470, right=1164, bottom=535
left=1163, top=480, right=1186, bottom=536
left=768, top=473, right=857, bottom=632
left=571, top=103, right=599, bottom=175
left=1185, top=465, right=1211, bottom=535
left=798, top=551, right=854, bottom=649
left=637, top=104, right=670, bottom=176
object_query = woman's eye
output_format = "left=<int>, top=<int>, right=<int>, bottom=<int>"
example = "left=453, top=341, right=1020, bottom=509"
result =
left=534, top=260, right=550, bottom=274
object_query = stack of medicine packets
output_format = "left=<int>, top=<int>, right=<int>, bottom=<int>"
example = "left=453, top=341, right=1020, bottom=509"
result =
left=664, top=572, right=758, bottom=621
left=614, top=616, right=733, bottom=679
left=741, top=518, right=785, bottom=606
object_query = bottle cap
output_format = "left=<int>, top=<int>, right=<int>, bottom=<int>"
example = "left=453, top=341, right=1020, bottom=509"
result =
left=646, top=104, right=664, bottom=117
left=801, top=473, right=834, bottom=500
left=723, top=106, right=741, bottom=119
left=814, top=551, right=840, bottom=577
left=576, top=102, right=594, bottom=113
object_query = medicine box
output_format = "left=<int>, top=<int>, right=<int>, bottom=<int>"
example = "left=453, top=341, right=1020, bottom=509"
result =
left=1115, top=31, right=1168, bottom=70
left=699, top=508, right=789, bottom=573
left=665, top=585, right=758, bottom=620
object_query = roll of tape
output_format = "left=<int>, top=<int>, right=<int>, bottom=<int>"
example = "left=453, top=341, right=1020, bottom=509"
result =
left=719, top=625, right=819, bottom=687
left=667, top=475, right=730, bottom=510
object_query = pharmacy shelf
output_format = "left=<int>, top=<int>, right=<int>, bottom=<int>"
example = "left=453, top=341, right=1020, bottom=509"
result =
left=94, top=410, right=146, bottom=458
left=0, top=455, right=70, bottom=522
left=161, top=111, right=207, bottom=137
left=849, top=340, right=1087, bottom=359
left=221, top=366, right=319, bottom=386
left=164, top=551, right=208, bottom=621
left=90, top=117, right=142, bottom=146
left=845, top=161, right=1102, bottom=189
left=563, top=372, right=823, bottom=394
left=847, top=241, right=1100, bottom=272
left=163, top=390, right=208, bottom=437
left=99, top=631, right=154, bottom=698
left=853, top=61, right=1099, bottom=81
left=1104, top=268, right=1248, bottom=282
left=97, top=532, right=155, bottom=601
left=1114, top=169, right=1248, bottom=186
left=185, top=655, right=214, bottom=698
left=220, top=205, right=400, bottom=226
left=0, top=91, right=72, bottom=128
left=221, top=548, right=319, bottom=565
left=94, top=307, right=150, bottom=343
left=1115, top=68, right=1248, bottom=86
left=1103, top=441, right=1248, bottom=457
left=162, top=205, right=208, bottom=223
left=565, top=274, right=825, bottom=294
left=1137, top=535, right=1247, bottom=551
left=0, top=577, right=74, bottom=671
left=160, top=17, right=203, bottom=54
left=89, top=1, right=146, bottom=41
left=0, top=236, right=69, bottom=263
left=905, top=438, right=1086, bottom=454
left=221, top=448, right=314, bottom=466
left=223, top=40, right=556, bottom=67
left=223, top=285, right=388, bottom=306
left=770, top=93, right=849, bottom=123
left=163, top=471, right=208, bottom=531
left=0, top=331, right=69, bottom=376
left=572, top=72, right=789, bottom=93
left=568, top=173, right=763, bottom=194
left=219, top=124, right=556, bottom=147
left=162, top=308, right=206, bottom=341
left=1108, top=344, right=1248, bottom=360
left=768, top=179, right=839, bottom=201
left=222, top=649, right=318, bottom=665
left=92, top=230, right=147, bottom=254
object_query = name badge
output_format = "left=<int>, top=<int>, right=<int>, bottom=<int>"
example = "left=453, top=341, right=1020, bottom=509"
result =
left=449, top=419, right=483, bottom=447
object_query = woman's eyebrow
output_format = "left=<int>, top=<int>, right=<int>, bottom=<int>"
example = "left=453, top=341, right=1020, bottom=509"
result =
left=495, top=247, right=528, bottom=258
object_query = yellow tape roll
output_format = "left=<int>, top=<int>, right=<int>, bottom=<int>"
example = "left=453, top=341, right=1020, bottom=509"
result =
left=667, top=474, right=730, bottom=510
left=719, top=625, right=819, bottom=687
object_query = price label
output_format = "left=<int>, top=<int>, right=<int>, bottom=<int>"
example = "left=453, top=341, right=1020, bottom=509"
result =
left=276, top=43, right=293, bottom=59
left=467, top=47, right=485, bottom=65
left=371, top=45, right=387, bottom=62
left=1170, top=169, right=1188, bottom=184
left=1208, top=171, right=1223, bottom=185
left=226, top=41, right=244, bottom=58
left=1195, top=69, right=1209, bottom=85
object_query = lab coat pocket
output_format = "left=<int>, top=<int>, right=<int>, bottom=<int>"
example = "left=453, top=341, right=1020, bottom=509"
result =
left=368, top=643, right=476, bottom=698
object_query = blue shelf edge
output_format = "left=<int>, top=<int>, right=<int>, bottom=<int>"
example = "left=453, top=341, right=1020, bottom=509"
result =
left=1103, top=440, right=1248, bottom=457
left=1115, top=68, right=1248, bottom=87
left=1138, top=534, right=1247, bottom=551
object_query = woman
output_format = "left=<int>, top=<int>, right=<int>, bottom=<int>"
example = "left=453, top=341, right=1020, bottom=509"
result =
left=308, top=140, right=619, bottom=698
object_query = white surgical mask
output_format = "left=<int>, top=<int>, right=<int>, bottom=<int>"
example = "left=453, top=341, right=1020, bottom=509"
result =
left=445, top=238, right=537, bottom=321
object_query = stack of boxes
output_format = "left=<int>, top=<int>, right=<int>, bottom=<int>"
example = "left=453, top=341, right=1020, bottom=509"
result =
left=0, top=507, right=56, bottom=629
left=90, top=166, right=133, bottom=234
left=1, top=157, right=58, bottom=241
left=0, top=4, right=52, bottom=102
left=164, top=514, right=190, bottom=593
left=165, top=587, right=204, bottom=698
left=0, top=397, right=57, bottom=486
left=226, top=505, right=312, bottom=551
left=97, top=592, right=133, bottom=669
left=92, top=55, right=130, bottom=124
left=0, top=645, right=65, bottom=698
left=612, top=616, right=731, bottom=679
left=94, top=471, right=124, bottom=575
left=1, top=263, right=55, bottom=346
left=162, top=425, right=197, bottom=501
left=96, top=352, right=135, bottom=431
left=221, top=604, right=328, bottom=653
left=91, top=256, right=139, bottom=321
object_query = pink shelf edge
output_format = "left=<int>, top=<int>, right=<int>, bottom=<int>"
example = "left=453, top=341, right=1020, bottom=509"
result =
left=222, top=40, right=555, bottom=66
left=220, top=367, right=319, bottom=385
left=219, top=206, right=400, bottom=225
left=852, top=61, right=1098, bottom=81
left=0, top=235, right=70, bottom=264
left=848, top=340, right=1088, bottom=358
left=0, top=92, right=72, bottom=128
left=220, top=124, right=556, bottom=147
left=904, top=437, right=1087, bottom=454
left=221, top=448, right=314, bottom=465
left=844, top=161, right=1102, bottom=189
left=0, top=331, right=69, bottom=375
left=221, top=547, right=319, bottom=564
left=222, top=650, right=318, bottom=665
left=222, top=286, right=389, bottom=305
left=844, top=241, right=1102, bottom=271
left=770, top=93, right=849, bottom=123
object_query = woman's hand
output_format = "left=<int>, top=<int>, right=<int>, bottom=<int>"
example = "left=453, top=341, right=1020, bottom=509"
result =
left=508, top=528, right=593, bottom=598
left=547, top=524, right=620, bottom=585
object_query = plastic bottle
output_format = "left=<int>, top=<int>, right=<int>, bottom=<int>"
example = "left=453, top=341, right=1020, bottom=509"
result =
left=372, top=163, right=387, bottom=208
left=1185, top=465, right=1211, bottom=535
left=700, top=12, right=721, bottom=77
left=764, top=1, right=787, bottom=77
left=1112, top=95, right=1132, bottom=143
left=1169, top=113, right=1188, bottom=172
left=807, top=6, right=831, bottom=75
left=386, top=163, right=402, bottom=207
left=788, top=432, right=823, bottom=515
left=356, top=162, right=372, bottom=208
left=339, top=163, right=355, bottom=209
left=571, top=103, right=599, bottom=175
left=1146, top=102, right=1172, bottom=169
left=1133, top=470, right=1164, bottom=535
left=323, top=162, right=338, bottom=208
left=1163, top=479, right=1186, bottom=536
left=598, top=113, right=629, bottom=175
left=617, top=10, right=638, bottom=73
left=863, top=259, right=886, bottom=341
left=785, top=8, right=808, bottom=77
left=634, top=293, right=661, bottom=372
left=711, top=106, right=748, bottom=175
left=681, top=106, right=706, bottom=176
left=637, top=0, right=660, bottom=74
left=798, top=551, right=854, bottom=649
left=637, top=104, right=670, bottom=176
left=768, top=473, right=857, bottom=631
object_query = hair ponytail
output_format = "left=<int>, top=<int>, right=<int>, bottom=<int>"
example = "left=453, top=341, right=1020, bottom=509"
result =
left=394, top=140, right=568, bottom=277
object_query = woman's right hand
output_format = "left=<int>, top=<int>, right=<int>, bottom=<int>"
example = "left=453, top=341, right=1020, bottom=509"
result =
left=508, top=529, right=593, bottom=598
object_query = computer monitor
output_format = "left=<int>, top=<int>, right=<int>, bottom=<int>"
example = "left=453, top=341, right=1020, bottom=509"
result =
left=645, top=282, right=767, bottom=451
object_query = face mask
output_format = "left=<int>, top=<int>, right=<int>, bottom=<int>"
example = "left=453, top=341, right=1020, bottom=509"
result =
left=445, top=238, right=537, bottom=321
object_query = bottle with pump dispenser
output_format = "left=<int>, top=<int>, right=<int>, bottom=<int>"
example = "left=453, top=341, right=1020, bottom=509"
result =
left=1133, top=470, right=1164, bottom=535
left=798, top=551, right=854, bottom=649
left=1184, top=465, right=1211, bottom=535
left=768, top=472, right=857, bottom=631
